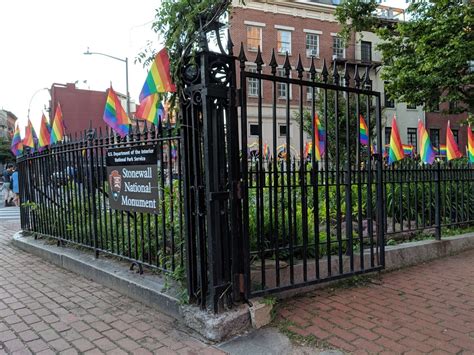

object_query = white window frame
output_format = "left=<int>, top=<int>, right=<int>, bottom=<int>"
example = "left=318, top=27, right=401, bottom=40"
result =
left=246, top=26, right=262, bottom=52
left=305, top=72, right=320, bottom=101
left=247, top=66, right=259, bottom=97
left=305, top=33, right=320, bottom=58
left=279, top=123, right=288, bottom=138
left=276, top=67, right=292, bottom=100
left=277, top=30, right=292, bottom=55
left=332, top=35, right=346, bottom=59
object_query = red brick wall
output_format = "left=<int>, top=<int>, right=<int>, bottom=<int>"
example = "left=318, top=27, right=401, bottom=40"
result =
left=426, top=102, right=468, bottom=151
left=230, top=7, right=355, bottom=104
left=50, top=83, right=108, bottom=137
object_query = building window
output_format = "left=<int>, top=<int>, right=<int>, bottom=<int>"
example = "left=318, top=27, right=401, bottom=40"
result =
left=407, top=128, right=417, bottom=153
left=407, top=103, right=417, bottom=109
left=384, top=93, right=395, bottom=108
left=361, top=41, right=372, bottom=63
left=333, top=36, right=345, bottom=59
left=279, top=124, right=287, bottom=137
left=430, top=129, right=440, bottom=150
left=249, top=124, right=260, bottom=136
left=385, top=127, right=392, bottom=146
left=277, top=30, right=291, bottom=55
left=452, top=129, right=459, bottom=144
left=277, top=68, right=291, bottom=99
left=247, top=67, right=259, bottom=97
left=306, top=73, right=319, bottom=101
left=449, top=101, right=458, bottom=113
left=247, top=26, right=262, bottom=51
left=306, top=34, right=319, bottom=58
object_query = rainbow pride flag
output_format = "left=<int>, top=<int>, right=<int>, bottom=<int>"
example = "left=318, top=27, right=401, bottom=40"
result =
left=359, top=115, right=369, bottom=145
left=304, top=142, right=312, bottom=158
left=313, top=114, right=326, bottom=161
left=446, top=121, right=462, bottom=161
left=103, top=85, right=130, bottom=137
left=51, top=103, right=65, bottom=144
left=23, top=120, right=36, bottom=150
left=468, top=125, right=474, bottom=163
left=135, top=93, right=159, bottom=125
left=402, top=144, right=414, bottom=157
left=417, top=120, right=435, bottom=164
left=38, top=114, right=51, bottom=148
left=10, top=125, right=23, bottom=157
left=388, top=116, right=404, bottom=164
left=139, top=48, right=176, bottom=102
left=263, top=143, right=270, bottom=159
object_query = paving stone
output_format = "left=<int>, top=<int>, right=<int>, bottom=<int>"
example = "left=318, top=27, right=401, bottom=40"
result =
left=0, top=223, right=220, bottom=354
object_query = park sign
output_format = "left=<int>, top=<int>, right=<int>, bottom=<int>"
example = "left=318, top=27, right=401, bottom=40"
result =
left=106, top=145, right=159, bottom=214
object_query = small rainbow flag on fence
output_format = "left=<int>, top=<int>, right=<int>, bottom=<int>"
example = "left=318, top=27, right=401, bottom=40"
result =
left=388, top=116, right=404, bottom=164
left=38, top=114, right=51, bottom=148
left=23, top=119, right=36, bottom=150
left=417, top=120, right=435, bottom=164
left=50, top=103, right=65, bottom=144
left=139, top=48, right=176, bottom=102
left=402, top=144, right=414, bottom=157
left=313, top=114, right=325, bottom=161
left=304, top=142, right=312, bottom=158
left=10, top=125, right=23, bottom=157
left=359, top=115, right=369, bottom=145
left=446, top=121, right=462, bottom=161
left=135, top=93, right=159, bottom=126
left=468, top=125, right=474, bottom=163
left=103, top=85, right=130, bottom=137
left=263, top=142, right=270, bottom=159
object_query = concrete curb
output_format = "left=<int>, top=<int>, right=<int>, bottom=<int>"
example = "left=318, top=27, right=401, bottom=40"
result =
left=12, top=231, right=250, bottom=342
left=384, top=232, right=474, bottom=271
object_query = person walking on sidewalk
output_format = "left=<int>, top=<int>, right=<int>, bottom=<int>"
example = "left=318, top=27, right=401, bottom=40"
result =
left=11, top=167, right=19, bottom=207
left=1, top=164, right=14, bottom=207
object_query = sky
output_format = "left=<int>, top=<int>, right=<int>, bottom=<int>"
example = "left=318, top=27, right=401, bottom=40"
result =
left=0, top=0, right=162, bottom=132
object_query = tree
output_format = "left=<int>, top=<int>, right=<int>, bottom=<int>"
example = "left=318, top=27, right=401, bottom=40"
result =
left=0, top=138, right=14, bottom=164
left=336, top=0, right=474, bottom=113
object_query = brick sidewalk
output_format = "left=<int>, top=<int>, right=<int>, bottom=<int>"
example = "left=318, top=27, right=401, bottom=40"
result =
left=277, top=249, right=474, bottom=354
left=0, top=223, right=223, bottom=355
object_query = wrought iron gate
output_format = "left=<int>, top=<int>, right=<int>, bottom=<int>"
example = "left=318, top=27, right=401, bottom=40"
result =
left=179, top=23, right=385, bottom=311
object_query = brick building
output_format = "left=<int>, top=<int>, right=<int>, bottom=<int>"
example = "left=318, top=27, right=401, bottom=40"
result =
left=49, top=83, right=135, bottom=138
left=0, top=110, right=18, bottom=139
left=230, top=0, right=428, bottom=155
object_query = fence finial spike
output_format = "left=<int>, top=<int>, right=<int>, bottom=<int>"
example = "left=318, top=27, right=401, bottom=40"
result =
left=255, top=46, right=264, bottom=71
left=310, top=56, right=316, bottom=81
left=227, top=29, right=234, bottom=55
left=283, top=52, right=292, bottom=76
left=354, top=65, right=361, bottom=88
left=238, top=42, right=247, bottom=68
left=321, top=58, right=329, bottom=83
left=296, top=54, right=304, bottom=80
left=269, top=48, right=278, bottom=75
left=344, top=62, right=351, bottom=87
left=332, top=59, right=340, bottom=86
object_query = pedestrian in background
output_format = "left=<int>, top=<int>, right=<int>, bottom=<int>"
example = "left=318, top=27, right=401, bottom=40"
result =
left=1, top=164, right=14, bottom=207
left=11, top=166, right=19, bottom=207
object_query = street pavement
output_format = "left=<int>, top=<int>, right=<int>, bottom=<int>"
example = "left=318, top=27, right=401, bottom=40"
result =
left=1, top=208, right=474, bottom=354
left=0, top=221, right=224, bottom=354
left=0, top=206, right=20, bottom=221
left=276, top=249, right=474, bottom=354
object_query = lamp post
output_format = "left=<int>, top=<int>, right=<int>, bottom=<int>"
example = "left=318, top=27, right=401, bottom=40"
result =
left=83, top=48, right=131, bottom=117
left=28, top=87, right=50, bottom=120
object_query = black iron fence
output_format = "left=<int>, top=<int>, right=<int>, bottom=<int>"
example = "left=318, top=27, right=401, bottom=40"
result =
left=18, top=123, right=184, bottom=275
left=16, top=26, right=474, bottom=312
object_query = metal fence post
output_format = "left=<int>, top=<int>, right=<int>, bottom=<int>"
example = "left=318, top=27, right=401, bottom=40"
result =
left=87, top=129, right=99, bottom=258
left=435, top=162, right=442, bottom=240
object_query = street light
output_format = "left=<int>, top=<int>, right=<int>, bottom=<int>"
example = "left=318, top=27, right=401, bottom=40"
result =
left=83, top=47, right=131, bottom=117
left=28, top=87, right=50, bottom=120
